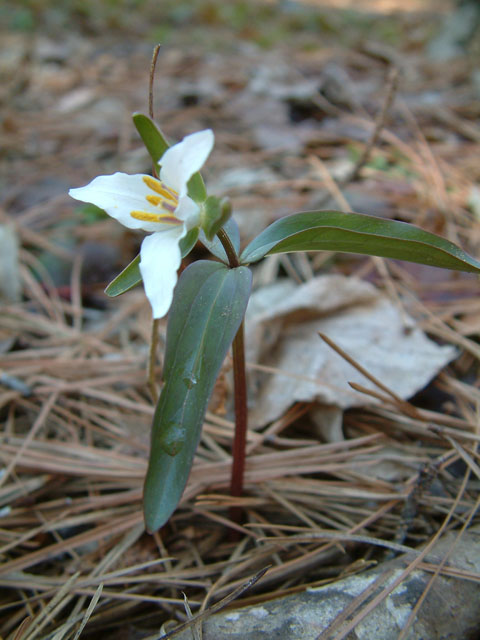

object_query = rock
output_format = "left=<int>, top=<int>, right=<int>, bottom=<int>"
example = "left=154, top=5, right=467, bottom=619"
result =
left=171, top=526, right=480, bottom=640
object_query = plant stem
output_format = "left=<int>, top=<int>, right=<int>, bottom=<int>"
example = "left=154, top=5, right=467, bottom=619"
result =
left=148, top=318, right=160, bottom=403
left=217, top=228, right=239, bottom=268
left=229, top=319, right=247, bottom=507
left=216, top=227, right=248, bottom=522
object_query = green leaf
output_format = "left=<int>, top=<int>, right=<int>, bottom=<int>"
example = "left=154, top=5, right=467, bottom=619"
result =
left=105, top=230, right=200, bottom=298
left=143, top=260, right=252, bottom=532
left=132, top=113, right=170, bottom=166
left=240, top=210, right=480, bottom=273
left=200, top=217, right=241, bottom=263
left=105, top=255, right=141, bottom=297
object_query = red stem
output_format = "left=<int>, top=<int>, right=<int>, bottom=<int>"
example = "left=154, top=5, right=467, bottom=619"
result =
left=216, top=228, right=248, bottom=524
left=229, top=319, right=247, bottom=502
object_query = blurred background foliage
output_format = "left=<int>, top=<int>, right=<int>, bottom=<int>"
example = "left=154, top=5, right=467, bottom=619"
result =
left=1, top=0, right=432, bottom=52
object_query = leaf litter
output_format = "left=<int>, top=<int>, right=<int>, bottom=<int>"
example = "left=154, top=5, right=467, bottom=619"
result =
left=1, top=0, right=480, bottom=637
left=245, top=273, right=457, bottom=429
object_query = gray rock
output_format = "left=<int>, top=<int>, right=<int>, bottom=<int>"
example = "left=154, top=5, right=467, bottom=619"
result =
left=171, top=527, right=480, bottom=640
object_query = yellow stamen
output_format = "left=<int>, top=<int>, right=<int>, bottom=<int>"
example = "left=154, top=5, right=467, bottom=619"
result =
left=145, top=195, right=177, bottom=213
left=130, top=210, right=180, bottom=225
left=145, top=195, right=163, bottom=206
left=143, top=176, right=178, bottom=202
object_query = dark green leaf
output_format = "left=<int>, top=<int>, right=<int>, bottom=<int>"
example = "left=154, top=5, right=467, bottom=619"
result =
left=143, top=260, right=252, bottom=532
left=240, top=210, right=480, bottom=273
left=132, top=113, right=170, bottom=166
left=200, top=217, right=241, bottom=263
left=105, top=255, right=141, bottom=297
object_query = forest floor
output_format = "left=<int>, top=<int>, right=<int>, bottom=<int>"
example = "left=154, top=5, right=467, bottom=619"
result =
left=1, top=0, right=480, bottom=638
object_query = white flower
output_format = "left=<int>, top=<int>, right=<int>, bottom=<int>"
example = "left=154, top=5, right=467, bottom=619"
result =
left=69, top=129, right=214, bottom=318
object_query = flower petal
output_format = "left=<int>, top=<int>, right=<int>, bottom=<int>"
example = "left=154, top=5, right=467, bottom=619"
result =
left=174, top=194, right=201, bottom=229
left=69, top=173, right=178, bottom=233
left=159, top=129, right=214, bottom=195
left=139, top=227, right=185, bottom=318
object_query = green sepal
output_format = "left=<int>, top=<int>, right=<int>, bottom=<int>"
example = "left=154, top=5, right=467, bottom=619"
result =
left=187, top=172, right=207, bottom=204
left=179, top=227, right=199, bottom=258
left=132, top=112, right=169, bottom=166
left=105, top=255, right=141, bottom=297
left=105, top=229, right=200, bottom=298
left=240, top=210, right=480, bottom=273
left=202, top=196, right=232, bottom=241
left=200, top=217, right=241, bottom=263
left=133, top=112, right=207, bottom=204
left=143, top=260, right=252, bottom=532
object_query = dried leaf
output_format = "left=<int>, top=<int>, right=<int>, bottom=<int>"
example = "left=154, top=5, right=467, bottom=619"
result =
left=246, top=275, right=457, bottom=428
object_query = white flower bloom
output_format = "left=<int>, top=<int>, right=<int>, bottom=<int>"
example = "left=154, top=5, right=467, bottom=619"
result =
left=69, top=129, right=214, bottom=318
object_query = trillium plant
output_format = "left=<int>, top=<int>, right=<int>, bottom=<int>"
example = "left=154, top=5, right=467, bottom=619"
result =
left=70, top=84, right=480, bottom=536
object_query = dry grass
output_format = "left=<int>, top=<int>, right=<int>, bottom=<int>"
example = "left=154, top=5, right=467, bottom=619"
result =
left=1, top=1, right=480, bottom=637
